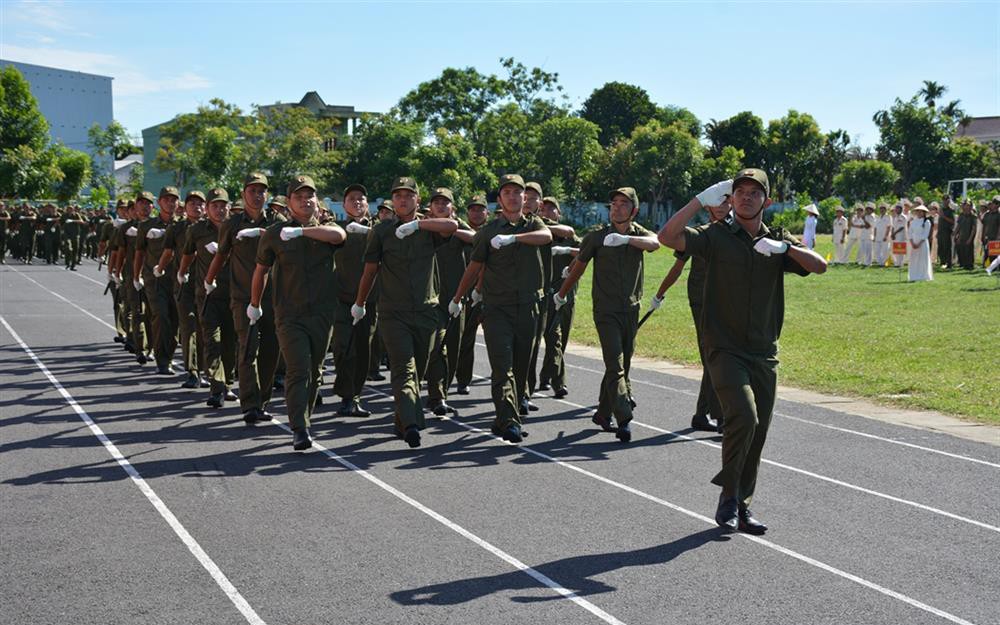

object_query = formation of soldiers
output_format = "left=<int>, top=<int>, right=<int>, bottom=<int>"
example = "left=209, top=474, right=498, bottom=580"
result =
left=0, top=200, right=106, bottom=269
left=827, top=195, right=1000, bottom=271
left=6, top=168, right=834, bottom=534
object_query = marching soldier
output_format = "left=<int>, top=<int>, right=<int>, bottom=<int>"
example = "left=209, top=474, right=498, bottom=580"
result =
left=538, top=196, right=580, bottom=399
left=982, top=195, right=1000, bottom=267
left=555, top=187, right=660, bottom=442
left=40, top=203, right=61, bottom=265
left=454, top=195, right=489, bottom=395
left=60, top=205, right=85, bottom=270
left=114, top=194, right=152, bottom=363
left=101, top=200, right=128, bottom=345
left=135, top=187, right=180, bottom=375
left=367, top=199, right=395, bottom=383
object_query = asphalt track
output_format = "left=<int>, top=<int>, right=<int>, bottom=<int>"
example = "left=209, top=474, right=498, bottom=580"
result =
left=2, top=262, right=998, bottom=625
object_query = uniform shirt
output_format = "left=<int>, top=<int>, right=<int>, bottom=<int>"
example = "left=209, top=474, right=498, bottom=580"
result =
left=673, top=250, right=709, bottom=309
left=891, top=214, right=908, bottom=242
left=182, top=219, right=229, bottom=298
left=256, top=215, right=339, bottom=320
left=135, top=214, right=174, bottom=281
left=684, top=220, right=809, bottom=357
left=537, top=215, right=558, bottom=290
left=982, top=210, right=999, bottom=241
left=363, top=217, right=443, bottom=313
left=333, top=216, right=375, bottom=304
left=576, top=222, right=654, bottom=314
left=956, top=213, right=977, bottom=242
left=863, top=213, right=876, bottom=239
left=163, top=219, right=196, bottom=292
left=875, top=214, right=892, bottom=240
left=470, top=212, right=548, bottom=307
left=218, top=208, right=283, bottom=305
left=60, top=210, right=83, bottom=238
left=849, top=215, right=865, bottom=238
left=832, top=216, right=848, bottom=240
left=937, top=206, right=955, bottom=237
left=118, top=219, right=140, bottom=277
left=433, top=218, right=472, bottom=308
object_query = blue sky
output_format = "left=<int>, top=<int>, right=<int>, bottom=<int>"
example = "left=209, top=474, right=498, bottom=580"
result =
left=2, top=0, right=997, bottom=148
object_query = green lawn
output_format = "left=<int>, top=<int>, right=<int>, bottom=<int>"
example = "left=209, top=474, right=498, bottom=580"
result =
left=568, top=235, right=1000, bottom=424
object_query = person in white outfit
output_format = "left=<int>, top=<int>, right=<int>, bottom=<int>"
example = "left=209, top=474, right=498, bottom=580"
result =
left=860, top=203, right=876, bottom=265
left=802, top=203, right=819, bottom=250
left=908, top=204, right=934, bottom=282
left=832, top=206, right=849, bottom=263
left=846, top=205, right=864, bottom=263
left=874, top=203, right=892, bottom=266
left=890, top=202, right=908, bottom=267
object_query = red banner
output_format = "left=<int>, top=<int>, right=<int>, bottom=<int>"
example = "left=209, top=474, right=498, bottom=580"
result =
left=892, top=241, right=908, bottom=255
left=988, top=240, right=1000, bottom=255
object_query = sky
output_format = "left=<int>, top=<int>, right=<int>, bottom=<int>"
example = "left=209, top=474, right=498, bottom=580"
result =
left=1, top=0, right=998, bottom=149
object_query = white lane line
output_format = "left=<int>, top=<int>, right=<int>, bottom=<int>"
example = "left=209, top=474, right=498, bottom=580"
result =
left=259, top=418, right=626, bottom=625
left=0, top=316, right=267, bottom=625
left=360, top=385, right=979, bottom=625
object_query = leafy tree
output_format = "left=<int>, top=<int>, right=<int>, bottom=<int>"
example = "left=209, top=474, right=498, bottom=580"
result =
left=124, top=163, right=145, bottom=198
left=90, top=186, right=110, bottom=209
left=408, top=129, right=496, bottom=205
left=499, top=57, right=566, bottom=114
left=813, top=129, right=852, bottom=199
left=833, top=159, right=900, bottom=204
left=0, top=65, right=58, bottom=197
left=397, top=67, right=506, bottom=139
left=765, top=109, right=825, bottom=200
left=251, top=106, right=343, bottom=194
left=88, top=121, right=137, bottom=196
left=918, top=80, right=946, bottom=108
left=944, top=137, right=1000, bottom=181
left=154, top=98, right=249, bottom=190
left=704, top=111, right=766, bottom=166
left=474, top=103, right=540, bottom=178
left=535, top=117, right=602, bottom=200
left=335, top=114, right=424, bottom=196
left=580, top=82, right=656, bottom=147
left=655, top=105, right=701, bottom=138
left=624, top=120, right=702, bottom=208
left=51, top=145, right=91, bottom=202
left=691, top=145, right=743, bottom=194
left=1, top=143, right=60, bottom=198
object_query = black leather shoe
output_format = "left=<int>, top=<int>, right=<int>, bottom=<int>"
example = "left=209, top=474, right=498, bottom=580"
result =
left=455, top=385, right=470, bottom=395
left=738, top=508, right=768, bottom=535
left=716, top=418, right=725, bottom=434
left=224, top=390, right=238, bottom=402
left=691, top=414, right=718, bottom=432
left=616, top=421, right=632, bottom=443
left=526, top=401, right=539, bottom=412
left=592, top=413, right=615, bottom=432
left=538, top=382, right=551, bottom=391
left=181, top=372, right=199, bottom=388
left=337, top=399, right=354, bottom=417
left=243, top=409, right=261, bottom=425
left=156, top=365, right=175, bottom=376
left=351, top=400, right=371, bottom=417
left=502, top=425, right=523, bottom=443
left=135, top=353, right=148, bottom=365
left=553, top=387, right=568, bottom=399
left=519, top=400, right=529, bottom=416
left=292, top=428, right=313, bottom=451
left=113, top=335, right=125, bottom=344
left=206, top=393, right=223, bottom=408
left=715, top=493, right=739, bottom=531
left=367, top=372, right=386, bottom=381
left=404, top=425, right=421, bottom=448
left=433, top=402, right=454, bottom=416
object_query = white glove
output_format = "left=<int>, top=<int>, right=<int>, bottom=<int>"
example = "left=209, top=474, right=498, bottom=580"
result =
left=491, top=234, right=516, bottom=249
left=346, top=222, right=371, bottom=235
left=111, top=273, right=122, bottom=287
left=650, top=295, right=663, bottom=311
left=280, top=227, right=303, bottom=241
left=112, top=217, right=127, bottom=227
left=204, top=280, right=216, bottom=295
left=561, top=266, right=570, bottom=279
left=125, top=226, right=138, bottom=237
left=696, top=179, right=733, bottom=207
left=153, top=266, right=164, bottom=278
left=350, top=304, right=366, bottom=325
left=603, top=233, right=630, bottom=247
left=246, top=304, right=262, bottom=325
left=551, top=246, right=574, bottom=256
left=236, top=228, right=264, bottom=240
left=205, top=241, right=218, bottom=254
left=176, top=272, right=189, bottom=286
left=133, top=278, right=143, bottom=291
left=448, top=299, right=462, bottom=318
left=470, top=289, right=483, bottom=306
left=553, top=292, right=567, bottom=310
left=145, top=228, right=165, bottom=239
left=395, top=220, right=420, bottom=239
left=753, top=238, right=789, bottom=257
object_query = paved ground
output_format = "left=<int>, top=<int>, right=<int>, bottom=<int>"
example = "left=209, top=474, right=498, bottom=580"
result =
left=2, top=262, right=997, bottom=625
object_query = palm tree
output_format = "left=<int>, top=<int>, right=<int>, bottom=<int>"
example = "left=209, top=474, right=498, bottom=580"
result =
left=918, top=80, right=946, bottom=108
left=940, top=99, right=964, bottom=119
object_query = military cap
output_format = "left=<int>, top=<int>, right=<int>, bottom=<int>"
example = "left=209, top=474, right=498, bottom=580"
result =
left=207, top=188, right=230, bottom=203
left=467, top=194, right=488, bottom=209
left=287, top=174, right=317, bottom=195
left=268, top=194, right=287, bottom=208
left=232, top=200, right=244, bottom=212
left=378, top=199, right=394, bottom=212
left=430, top=187, right=455, bottom=203
left=136, top=190, right=156, bottom=203
left=343, top=183, right=367, bottom=197
left=609, top=187, right=640, bottom=209
left=498, top=173, right=525, bottom=191
left=733, top=168, right=770, bottom=197
left=243, top=172, right=268, bottom=189
left=158, top=186, right=180, bottom=199
left=390, top=176, right=419, bottom=195
left=525, top=181, right=543, bottom=196
left=542, top=196, right=561, bottom=211
left=185, top=190, right=206, bottom=202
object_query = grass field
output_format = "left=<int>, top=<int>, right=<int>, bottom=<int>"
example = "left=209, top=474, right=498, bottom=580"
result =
left=567, top=235, right=1000, bottom=424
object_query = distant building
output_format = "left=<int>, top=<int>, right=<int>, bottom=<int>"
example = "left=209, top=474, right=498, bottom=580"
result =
left=0, top=59, right=114, bottom=185
left=114, top=154, right=143, bottom=192
left=956, top=116, right=1000, bottom=144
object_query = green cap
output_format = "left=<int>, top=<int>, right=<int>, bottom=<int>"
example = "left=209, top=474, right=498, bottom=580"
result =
left=287, top=174, right=317, bottom=195
left=733, top=168, right=770, bottom=197
left=525, top=181, right=543, bottom=197
left=498, top=173, right=525, bottom=191
left=609, top=187, right=640, bottom=209
left=207, top=188, right=230, bottom=203
left=136, top=190, right=156, bottom=203
left=378, top=199, right=394, bottom=212
left=343, top=183, right=367, bottom=197
left=232, top=200, right=244, bottom=212
left=158, top=186, right=180, bottom=199
left=542, top=196, right=561, bottom=211
left=467, top=194, right=488, bottom=209
left=430, top=187, right=455, bottom=203
left=268, top=194, right=287, bottom=208
left=391, top=176, right=419, bottom=195
left=185, top=190, right=206, bottom=202
left=243, top=172, right=269, bottom=189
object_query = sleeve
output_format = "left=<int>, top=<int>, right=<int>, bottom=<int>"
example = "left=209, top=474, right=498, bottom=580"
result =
left=181, top=225, right=197, bottom=256
left=781, top=230, right=811, bottom=276
left=673, top=249, right=690, bottom=262
left=683, top=224, right=711, bottom=259
left=255, top=228, right=276, bottom=268
left=526, top=214, right=546, bottom=233
left=469, top=226, right=490, bottom=264
left=576, top=230, right=601, bottom=264
left=632, top=224, right=655, bottom=238
left=362, top=224, right=383, bottom=264
left=217, top=217, right=235, bottom=256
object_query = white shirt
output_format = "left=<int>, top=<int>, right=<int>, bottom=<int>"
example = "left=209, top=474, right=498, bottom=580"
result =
left=833, top=216, right=848, bottom=237
left=875, top=214, right=892, bottom=240
left=803, top=215, right=817, bottom=245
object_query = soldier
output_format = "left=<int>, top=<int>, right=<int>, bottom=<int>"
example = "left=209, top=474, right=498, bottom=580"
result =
left=59, top=204, right=84, bottom=269
left=874, top=203, right=892, bottom=266
left=890, top=202, right=908, bottom=267
left=538, top=196, right=580, bottom=399
left=329, top=183, right=377, bottom=418
left=352, top=177, right=458, bottom=448
left=250, top=174, right=347, bottom=450
left=555, top=187, right=660, bottom=442
left=937, top=196, right=956, bottom=268
left=367, top=199, right=395, bottom=383
left=423, top=187, right=475, bottom=416
left=135, top=187, right=180, bottom=375
left=982, top=195, right=1000, bottom=267
left=178, top=188, right=237, bottom=407
left=955, top=200, right=977, bottom=270
left=831, top=206, right=848, bottom=264
left=450, top=174, right=552, bottom=443
left=0, top=202, right=10, bottom=264
left=17, top=204, right=38, bottom=263
left=101, top=200, right=128, bottom=345
left=114, top=194, right=152, bottom=363
left=454, top=195, right=489, bottom=395
left=40, top=203, right=61, bottom=265
left=660, top=169, right=826, bottom=533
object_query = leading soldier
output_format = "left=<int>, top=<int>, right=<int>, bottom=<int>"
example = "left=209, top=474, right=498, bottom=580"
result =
left=135, top=186, right=180, bottom=375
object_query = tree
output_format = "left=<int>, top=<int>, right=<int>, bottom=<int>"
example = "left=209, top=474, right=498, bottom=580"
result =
left=474, top=103, right=540, bottom=178
left=580, top=82, right=656, bottom=147
left=765, top=110, right=825, bottom=200
left=944, top=137, right=1000, bottom=181
left=692, top=146, right=743, bottom=195
left=704, top=111, right=766, bottom=166
left=918, top=80, right=946, bottom=108
left=535, top=117, right=602, bottom=200
left=51, top=145, right=91, bottom=202
left=407, top=129, right=496, bottom=205
left=655, top=105, right=701, bottom=138
left=335, top=114, right=424, bottom=196
left=499, top=57, right=566, bottom=115
left=88, top=120, right=134, bottom=196
left=623, top=120, right=702, bottom=209
left=0, top=65, right=58, bottom=198
left=90, top=185, right=110, bottom=209
left=832, top=159, right=900, bottom=204
left=124, top=163, right=145, bottom=198
left=397, top=67, right=506, bottom=139
left=251, top=105, right=343, bottom=194
left=1, top=143, right=60, bottom=198
left=813, top=129, right=852, bottom=199
left=154, top=98, right=250, bottom=190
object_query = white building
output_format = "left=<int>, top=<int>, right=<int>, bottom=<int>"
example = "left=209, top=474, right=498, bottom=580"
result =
left=114, top=154, right=143, bottom=192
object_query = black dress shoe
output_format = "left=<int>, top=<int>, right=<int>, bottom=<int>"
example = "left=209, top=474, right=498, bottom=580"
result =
left=113, top=335, right=125, bottom=344
left=181, top=372, right=199, bottom=389
left=367, top=371, right=387, bottom=381
left=716, top=418, right=725, bottom=434
left=224, top=390, right=238, bottom=402
left=156, top=365, right=175, bottom=376
left=691, top=414, right=718, bottom=432
left=206, top=393, right=223, bottom=408
left=455, top=385, right=470, bottom=395
left=519, top=400, right=529, bottom=416
left=404, top=425, right=421, bottom=448
left=592, top=413, right=615, bottom=432
left=553, top=387, right=568, bottom=399
left=243, top=408, right=261, bottom=425
left=526, top=401, right=539, bottom=412
left=538, top=382, right=551, bottom=391
left=124, top=342, right=136, bottom=354
left=616, top=421, right=632, bottom=443
left=715, top=493, right=739, bottom=531
left=502, top=425, right=523, bottom=443
left=337, top=398, right=354, bottom=416
left=292, top=428, right=313, bottom=451
left=135, top=353, right=149, bottom=365
left=433, top=402, right=454, bottom=417
left=351, top=401, right=371, bottom=418
left=629, top=396, right=637, bottom=409
left=738, top=508, right=768, bottom=535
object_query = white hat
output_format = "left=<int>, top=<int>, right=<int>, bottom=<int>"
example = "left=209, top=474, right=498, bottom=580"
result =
left=803, top=203, right=819, bottom=216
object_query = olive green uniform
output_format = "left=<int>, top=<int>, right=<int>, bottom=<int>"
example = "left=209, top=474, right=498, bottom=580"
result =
left=218, top=209, right=283, bottom=414
left=577, top=223, right=654, bottom=425
left=61, top=210, right=84, bottom=268
left=540, top=228, right=582, bottom=393
left=425, top=218, right=471, bottom=406
left=982, top=209, right=999, bottom=263
left=332, top=216, right=377, bottom=403
left=102, top=219, right=127, bottom=339
left=0, top=209, right=10, bottom=263
left=165, top=219, right=202, bottom=376
left=136, top=214, right=178, bottom=369
left=955, top=212, right=977, bottom=269
left=41, top=212, right=61, bottom=264
left=364, top=218, right=445, bottom=432
left=256, top=216, right=340, bottom=432
left=525, top=216, right=558, bottom=400
left=18, top=210, right=37, bottom=262
left=183, top=220, right=235, bottom=395
left=683, top=220, right=810, bottom=507
left=114, top=220, right=148, bottom=353
left=472, top=213, right=547, bottom=430
left=676, top=250, right=721, bottom=422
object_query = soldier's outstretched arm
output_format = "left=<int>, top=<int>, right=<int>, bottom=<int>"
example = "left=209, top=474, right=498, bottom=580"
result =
left=249, top=264, right=269, bottom=308
left=452, top=260, right=484, bottom=304
left=417, top=217, right=459, bottom=235
left=548, top=223, right=576, bottom=239
left=655, top=256, right=688, bottom=298
left=301, top=223, right=346, bottom=245
left=515, top=228, right=552, bottom=246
